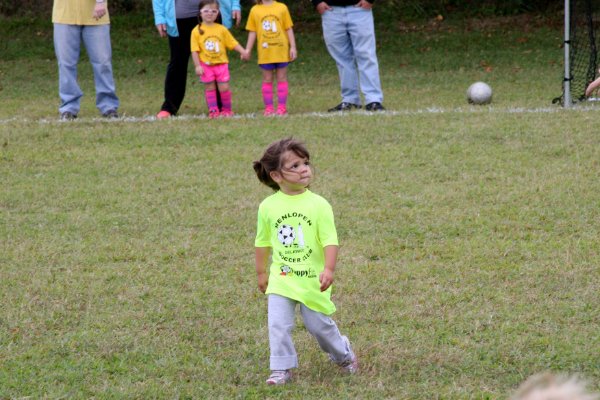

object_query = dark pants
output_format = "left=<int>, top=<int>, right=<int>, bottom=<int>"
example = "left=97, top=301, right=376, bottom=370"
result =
left=161, top=17, right=222, bottom=115
left=161, top=17, right=197, bottom=115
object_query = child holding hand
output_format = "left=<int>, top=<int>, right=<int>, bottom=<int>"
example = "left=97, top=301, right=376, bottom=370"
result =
left=191, top=0, right=248, bottom=118
left=245, top=0, right=296, bottom=116
left=253, top=138, right=358, bottom=385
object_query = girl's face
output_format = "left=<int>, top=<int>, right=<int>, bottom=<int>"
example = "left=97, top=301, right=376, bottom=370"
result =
left=199, top=4, right=219, bottom=23
left=270, top=150, right=312, bottom=195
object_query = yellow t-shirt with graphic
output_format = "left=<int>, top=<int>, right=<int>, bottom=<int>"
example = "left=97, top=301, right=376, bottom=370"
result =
left=190, top=23, right=240, bottom=65
left=245, top=1, right=294, bottom=64
left=52, top=0, right=110, bottom=25
left=255, top=190, right=339, bottom=315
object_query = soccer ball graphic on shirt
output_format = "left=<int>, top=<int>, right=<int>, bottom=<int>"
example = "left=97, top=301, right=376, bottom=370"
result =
left=262, top=19, right=277, bottom=33
left=205, top=40, right=219, bottom=53
left=277, top=224, right=295, bottom=246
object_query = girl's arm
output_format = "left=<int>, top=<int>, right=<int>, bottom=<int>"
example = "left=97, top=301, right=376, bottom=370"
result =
left=319, top=245, right=338, bottom=292
left=286, top=28, right=297, bottom=61
left=255, top=247, right=271, bottom=293
left=191, top=52, right=203, bottom=76
left=233, top=43, right=249, bottom=60
left=245, top=31, right=257, bottom=56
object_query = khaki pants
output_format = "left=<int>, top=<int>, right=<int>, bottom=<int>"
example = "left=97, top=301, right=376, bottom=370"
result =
left=268, top=294, right=353, bottom=371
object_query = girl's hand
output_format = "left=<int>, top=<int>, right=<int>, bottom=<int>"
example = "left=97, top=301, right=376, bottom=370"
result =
left=195, top=65, right=204, bottom=77
left=257, top=272, right=268, bottom=293
left=241, top=49, right=250, bottom=61
left=289, top=47, right=297, bottom=61
left=319, top=269, right=334, bottom=292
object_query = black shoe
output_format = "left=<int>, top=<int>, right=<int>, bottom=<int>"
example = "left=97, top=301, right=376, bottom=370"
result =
left=328, top=102, right=361, bottom=112
left=365, top=102, right=385, bottom=111
left=60, top=111, right=77, bottom=121
left=102, top=109, right=119, bottom=118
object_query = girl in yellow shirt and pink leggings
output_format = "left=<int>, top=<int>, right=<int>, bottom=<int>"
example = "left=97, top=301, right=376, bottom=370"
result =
left=191, top=0, right=247, bottom=117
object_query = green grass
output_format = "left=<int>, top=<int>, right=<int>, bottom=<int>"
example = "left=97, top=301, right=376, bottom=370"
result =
left=1, top=12, right=599, bottom=399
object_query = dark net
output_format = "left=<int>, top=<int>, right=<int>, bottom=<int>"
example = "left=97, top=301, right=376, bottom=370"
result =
left=554, top=0, right=598, bottom=105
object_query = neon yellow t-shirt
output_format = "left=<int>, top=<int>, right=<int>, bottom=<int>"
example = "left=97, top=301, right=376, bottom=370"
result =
left=255, top=190, right=339, bottom=315
left=245, top=1, right=294, bottom=64
left=190, top=23, right=240, bottom=65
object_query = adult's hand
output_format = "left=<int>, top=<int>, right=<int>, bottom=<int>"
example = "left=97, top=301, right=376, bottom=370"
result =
left=232, top=10, right=242, bottom=27
left=92, top=2, right=107, bottom=20
left=356, top=0, right=373, bottom=10
left=156, top=24, right=167, bottom=37
left=316, top=2, right=332, bottom=15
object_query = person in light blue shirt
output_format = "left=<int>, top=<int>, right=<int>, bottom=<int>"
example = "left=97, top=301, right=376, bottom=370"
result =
left=218, top=0, right=241, bottom=29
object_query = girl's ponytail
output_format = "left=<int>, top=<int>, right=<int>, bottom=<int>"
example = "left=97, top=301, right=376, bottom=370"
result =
left=253, top=160, right=279, bottom=190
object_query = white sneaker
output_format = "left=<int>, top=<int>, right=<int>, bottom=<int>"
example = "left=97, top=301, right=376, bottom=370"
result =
left=336, top=336, right=358, bottom=374
left=266, top=370, right=292, bottom=385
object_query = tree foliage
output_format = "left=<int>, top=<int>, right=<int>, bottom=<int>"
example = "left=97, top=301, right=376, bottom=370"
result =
left=1, top=0, right=563, bottom=18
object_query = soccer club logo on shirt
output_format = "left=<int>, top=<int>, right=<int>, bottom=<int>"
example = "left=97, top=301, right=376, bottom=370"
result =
left=274, top=215, right=315, bottom=277
left=277, top=224, right=300, bottom=247
left=203, top=36, right=222, bottom=61
left=277, top=222, right=313, bottom=263
left=260, top=15, right=282, bottom=48
left=261, top=18, right=278, bottom=34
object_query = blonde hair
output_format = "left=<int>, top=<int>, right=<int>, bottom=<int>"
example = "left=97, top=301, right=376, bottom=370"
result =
left=512, top=373, right=599, bottom=400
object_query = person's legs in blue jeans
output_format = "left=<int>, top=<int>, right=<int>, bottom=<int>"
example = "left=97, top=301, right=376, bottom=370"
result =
left=347, top=7, right=383, bottom=105
left=54, top=23, right=83, bottom=115
left=82, top=24, right=119, bottom=115
left=322, top=8, right=361, bottom=106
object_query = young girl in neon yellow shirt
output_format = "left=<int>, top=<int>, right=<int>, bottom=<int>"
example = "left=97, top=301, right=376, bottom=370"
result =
left=253, top=138, right=357, bottom=385
left=245, top=0, right=297, bottom=116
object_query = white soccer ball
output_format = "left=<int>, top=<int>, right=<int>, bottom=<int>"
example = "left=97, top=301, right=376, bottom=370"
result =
left=277, top=225, right=295, bottom=246
left=467, top=81, right=493, bottom=105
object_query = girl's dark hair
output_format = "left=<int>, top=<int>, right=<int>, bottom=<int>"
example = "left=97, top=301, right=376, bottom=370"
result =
left=197, top=0, right=219, bottom=34
left=253, top=137, right=310, bottom=190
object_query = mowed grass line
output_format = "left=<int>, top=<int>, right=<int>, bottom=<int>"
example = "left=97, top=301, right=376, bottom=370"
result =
left=1, top=108, right=599, bottom=398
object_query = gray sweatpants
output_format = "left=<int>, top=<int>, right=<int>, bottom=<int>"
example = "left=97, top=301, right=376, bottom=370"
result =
left=268, top=293, right=352, bottom=371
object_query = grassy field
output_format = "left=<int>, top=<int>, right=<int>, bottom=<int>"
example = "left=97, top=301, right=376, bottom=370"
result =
left=1, top=12, right=599, bottom=399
